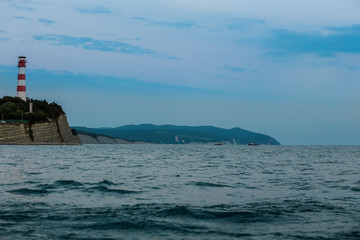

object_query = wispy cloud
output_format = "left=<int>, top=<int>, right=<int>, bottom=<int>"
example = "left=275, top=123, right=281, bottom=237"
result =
left=327, top=24, right=360, bottom=33
left=227, top=18, right=265, bottom=30
left=14, top=16, right=31, bottom=21
left=0, top=29, right=8, bottom=40
left=152, top=20, right=195, bottom=29
left=133, top=17, right=195, bottom=29
left=223, top=66, right=247, bottom=72
left=6, top=0, right=35, bottom=11
left=32, top=34, right=178, bottom=59
left=38, top=18, right=55, bottom=25
left=266, top=24, right=360, bottom=56
left=77, top=7, right=112, bottom=15
left=133, top=17, right=147, bottom=21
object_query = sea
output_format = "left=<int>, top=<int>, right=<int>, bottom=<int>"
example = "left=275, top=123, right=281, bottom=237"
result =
left=0, top=145, right=359, bottom=240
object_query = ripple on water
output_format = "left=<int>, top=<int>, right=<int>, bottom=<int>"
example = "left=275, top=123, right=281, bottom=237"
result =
left=187, top=181, right=235, bottom=188
left=84, top=185, right=141, bottom=195
left=7, top=188, right=50, bottom=196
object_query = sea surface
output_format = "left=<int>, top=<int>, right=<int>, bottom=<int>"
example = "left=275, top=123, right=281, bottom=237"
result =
left=0, top=145, right=359, bottom=239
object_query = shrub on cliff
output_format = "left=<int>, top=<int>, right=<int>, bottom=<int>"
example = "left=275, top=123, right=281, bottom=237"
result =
left=0, top=96, right=64, bottom=123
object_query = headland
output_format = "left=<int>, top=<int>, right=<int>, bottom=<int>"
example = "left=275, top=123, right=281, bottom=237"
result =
left=0, top=96, right=80, bottom=145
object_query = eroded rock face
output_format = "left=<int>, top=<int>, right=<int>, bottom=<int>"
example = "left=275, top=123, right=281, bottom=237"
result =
left=77, top=134, right=135, bottom=144
left=0, top=114, right=80, bottom=145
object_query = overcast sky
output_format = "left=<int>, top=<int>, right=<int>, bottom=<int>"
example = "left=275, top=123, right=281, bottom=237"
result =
left=1, top=0, right=360, bottom=145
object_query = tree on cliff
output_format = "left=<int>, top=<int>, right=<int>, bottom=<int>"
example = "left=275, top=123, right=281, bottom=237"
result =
left=0, top=96, right=64, bottom=123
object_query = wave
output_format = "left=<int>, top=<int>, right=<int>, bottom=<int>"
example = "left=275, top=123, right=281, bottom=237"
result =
left=350, top=187, right=360, bottom=192
left=336, top=230, right=360, bottom=240
left=0, top=199, right=354, bottom=239
left=85, top=186, right=140, bottom=195
left=7, top=188, right=50, bottom=196
left=33, top=180, right=84, bottom=191
left=154, top=204, right=282, bottom=223
left=2, top=145, right=359, bottom=239
left=96, top=180, right=117, bottom=185
left=54, top=180, right=84, bottom=187
left=6, top=180, right=125, bottom=196
left=188, top=181, right=235, bottom=188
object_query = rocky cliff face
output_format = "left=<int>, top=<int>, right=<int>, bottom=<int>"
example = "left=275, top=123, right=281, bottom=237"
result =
left=0, top=114, right=80, bottom=145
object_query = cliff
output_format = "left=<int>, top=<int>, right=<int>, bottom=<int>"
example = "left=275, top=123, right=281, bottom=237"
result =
left=0, top=114, right=80, bottom=145
left=76, top=130, right=148, bottom=144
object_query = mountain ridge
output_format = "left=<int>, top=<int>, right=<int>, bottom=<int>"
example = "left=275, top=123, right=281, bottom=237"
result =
left=73, top=124, right=280, bottom=145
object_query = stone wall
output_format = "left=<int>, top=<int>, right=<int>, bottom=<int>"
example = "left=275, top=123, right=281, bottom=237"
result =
left=0, top=114, right=80, bottom=145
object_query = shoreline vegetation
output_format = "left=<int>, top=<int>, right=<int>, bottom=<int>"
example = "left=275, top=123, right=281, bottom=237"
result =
left=0, top=96, right=64, bottom=124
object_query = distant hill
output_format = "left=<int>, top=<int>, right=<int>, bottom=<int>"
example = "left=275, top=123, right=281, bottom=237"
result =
left=73, top=124, right=280, bottom=145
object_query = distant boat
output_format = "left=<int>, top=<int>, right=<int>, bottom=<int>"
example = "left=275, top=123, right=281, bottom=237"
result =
left=248, top=142, right=259, bottom=146
left=214, top=142, right=224, bottom=146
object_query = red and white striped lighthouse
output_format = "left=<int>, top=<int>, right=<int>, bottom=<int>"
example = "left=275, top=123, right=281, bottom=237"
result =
left=17, top=56, right=27, bottom=101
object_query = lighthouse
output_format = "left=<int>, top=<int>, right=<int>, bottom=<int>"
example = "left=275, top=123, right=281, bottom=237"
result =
left=17, top=56, right=27, bottom=101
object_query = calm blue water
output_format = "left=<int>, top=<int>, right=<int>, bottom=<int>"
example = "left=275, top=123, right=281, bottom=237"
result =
left=0, top=145, right=359, bottom=239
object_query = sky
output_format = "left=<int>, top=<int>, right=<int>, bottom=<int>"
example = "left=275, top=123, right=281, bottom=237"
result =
left=0, top=0, right=360, bottom=145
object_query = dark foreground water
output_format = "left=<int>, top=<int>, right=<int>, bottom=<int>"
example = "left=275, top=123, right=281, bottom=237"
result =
left=0, top=145, right=359, bottom=239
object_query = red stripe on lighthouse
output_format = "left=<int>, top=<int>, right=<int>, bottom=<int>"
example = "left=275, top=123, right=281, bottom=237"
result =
left=18, top=74, right=26, bottom=80
left=17, top=86, right=26, bottom=91
left=18, top=61, right=26, bottom=67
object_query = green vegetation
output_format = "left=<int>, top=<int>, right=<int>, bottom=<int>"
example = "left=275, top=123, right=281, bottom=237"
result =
left=0, top=96, right=64, bottom=124
left=74, top=124, right=281, bottom=145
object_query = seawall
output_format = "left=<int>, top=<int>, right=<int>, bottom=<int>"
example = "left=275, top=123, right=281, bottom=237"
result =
left=0, top=114, right=80, bottom=145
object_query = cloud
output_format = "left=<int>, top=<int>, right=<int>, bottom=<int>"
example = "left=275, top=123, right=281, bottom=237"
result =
left=223, top=66, right=247, bottom=72
left=14, top=16, right=31, bottom=21
left=152, top=20, right=195, bottom=29
left=132, top=16, right=264, bottom=31
left=38, top=18, right=55, bottom=25
left=133, top=17, right=195, bottom=29
left=5, top=0, right=35, bottom=11
left=133, top=17, right=147, bottom=21
left=0, top=65, right=220, bottom=97
left=32, top=34, right=178, bottom=59
left=327, top=24, right=360, bottom=34
left=77, top=7, right=112, bottom=15
left=266, top=24, right=360, bottom=56
left=226, top=18, right=265, bottom=30
left=0, top=29, right=9, bottom=40
left=0, top=29, right=10, bottom=41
